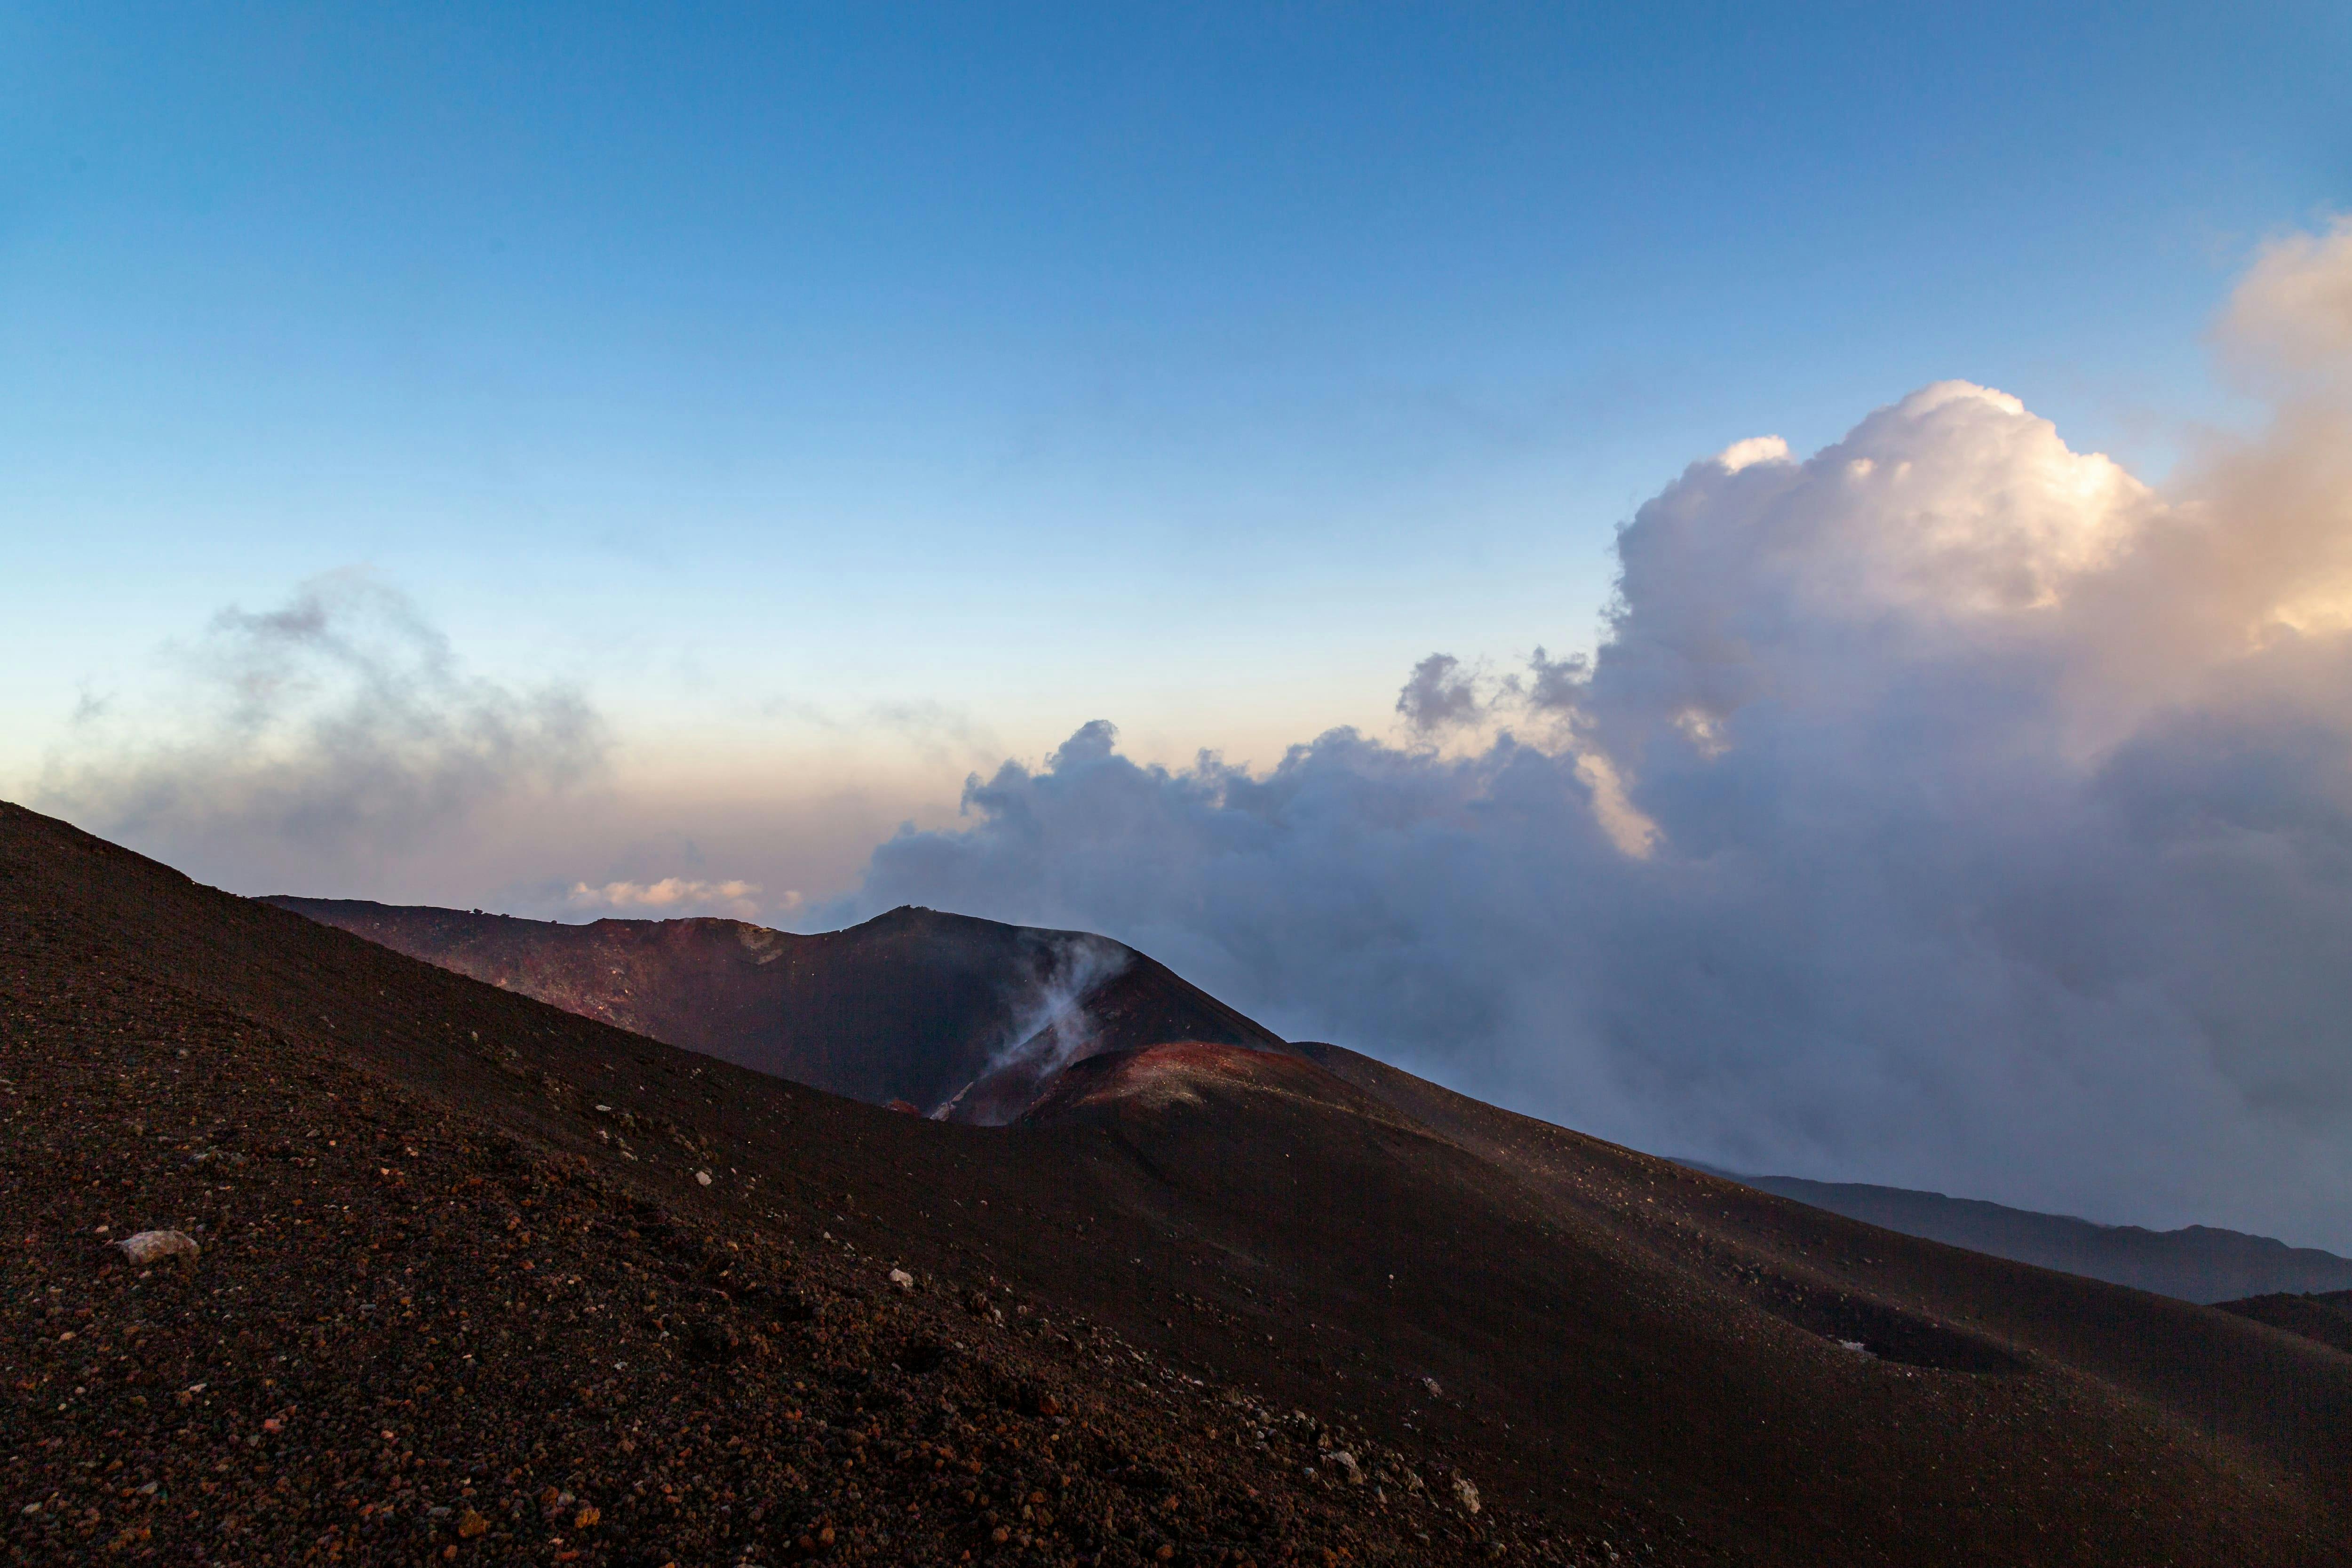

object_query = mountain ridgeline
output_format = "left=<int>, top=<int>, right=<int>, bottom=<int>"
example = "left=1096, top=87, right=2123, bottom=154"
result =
left=263, top=897, right=1290, bottom=1124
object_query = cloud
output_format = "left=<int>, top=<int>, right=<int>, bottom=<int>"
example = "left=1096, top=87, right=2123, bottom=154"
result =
left=24, top=570, right=980, bottom=924
left=565, top=877, right=778, bottom=921
left=1395, top=653, right=1486, bottom=733
left=1712, top=434, right=1791, bottom=473
left=834, top=223, right=2352, bottom=1251
left=35, top=572, right=610, bottom=895
left=2219, top=217, right=2352, bottom=381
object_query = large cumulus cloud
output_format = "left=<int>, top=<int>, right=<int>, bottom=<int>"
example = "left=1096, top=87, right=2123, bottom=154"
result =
left=841, top=223, right=2352, bottom=1250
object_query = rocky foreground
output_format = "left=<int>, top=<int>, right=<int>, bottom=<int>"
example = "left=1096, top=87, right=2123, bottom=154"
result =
left=4, top=1026, right=1496, bottom=1566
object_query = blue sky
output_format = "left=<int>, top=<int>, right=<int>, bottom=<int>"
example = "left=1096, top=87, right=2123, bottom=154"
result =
left=5, top=1, right=2346, bottom=868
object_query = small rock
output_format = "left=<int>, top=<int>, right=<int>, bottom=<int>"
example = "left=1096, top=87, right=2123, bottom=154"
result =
left=1422, top=1376, right=1443, bottom=1398
left=1330, top=1451, right=1364, bottom=1485
left=112, top=1230, right=199, bottom=1268
left=888, top=1268, right=914, bottom=1292
left=695, top=1170, right=713, bottom=1187
left=457, top=1509, right=489, bottom=1538
left=1453, top=1475, right=1481, bottom=1515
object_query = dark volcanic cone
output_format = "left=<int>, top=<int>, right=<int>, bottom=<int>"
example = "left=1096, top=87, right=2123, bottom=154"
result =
left=267, top=896, right=1288, bottom=1121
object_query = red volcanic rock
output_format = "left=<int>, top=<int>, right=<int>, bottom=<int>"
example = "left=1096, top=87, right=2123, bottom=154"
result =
left=1025, top=1039, right=1397, bottom=1126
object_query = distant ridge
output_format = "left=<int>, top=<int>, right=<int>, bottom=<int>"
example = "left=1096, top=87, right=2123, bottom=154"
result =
left=1683, top=1165, right=2352, bottom=1304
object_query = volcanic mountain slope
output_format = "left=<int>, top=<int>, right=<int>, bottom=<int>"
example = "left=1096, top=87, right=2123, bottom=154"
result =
left=265, top=897, right=1287, bottom=1122
left=5, top=803, right=2348, bottom=1568
left=263, top=898, right=2352, bottom=1303
left=6, top=807, right=1525, bottom=1568
left=278, top=900, right=2352, bottom=1307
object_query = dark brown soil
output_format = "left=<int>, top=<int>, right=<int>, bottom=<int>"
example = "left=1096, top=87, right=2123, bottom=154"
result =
left=6, top=801, right=2348, bottom=1567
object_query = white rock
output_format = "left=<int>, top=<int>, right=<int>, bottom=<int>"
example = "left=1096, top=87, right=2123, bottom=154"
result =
left=889, top=1267, right=915, bottom=1292
left=695, top=1170, right=712, bottom=1186
left=1422, top=1375, right=1443, bottom=1397
left=112, top=1230, right=199, bottom=1268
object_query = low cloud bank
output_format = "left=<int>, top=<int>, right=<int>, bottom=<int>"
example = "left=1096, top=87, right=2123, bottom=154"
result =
left=35, top=573, right=610, bottom=899
left=25, top=574, right=959, bottom=922
left=840, top=224, right=2352, bottom=1250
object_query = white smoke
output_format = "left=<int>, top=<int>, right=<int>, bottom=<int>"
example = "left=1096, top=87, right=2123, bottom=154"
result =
left=927, top=930, right=1131, bottom=1121
left=841, top=222, right=2352, bottom=1250
left=991, top=934, right=1133, bottom=1080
